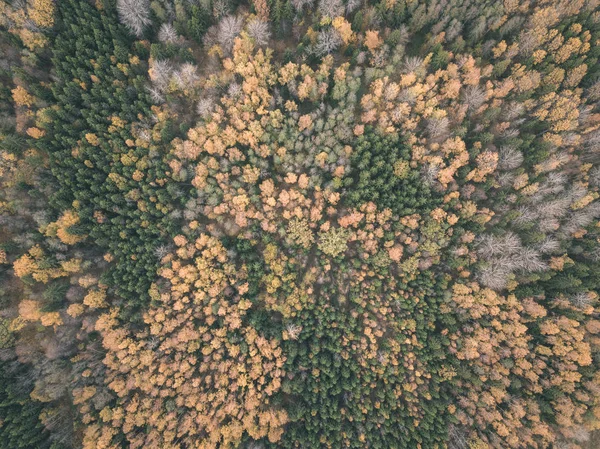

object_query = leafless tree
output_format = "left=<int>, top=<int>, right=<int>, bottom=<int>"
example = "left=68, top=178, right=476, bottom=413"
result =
left=149, top=59, right=173, bottom=91
left=291, top=0, right=315, bottom=11
left=568, top=184, right=589, bottom=203
left=197, top=98, right=215, bottom=118
left=533, top=174, right=566, bottom=198
left=246, top=442, right=265, bottom=449
left=117, top=0, right=152, bottom=37
left=318, top=0, right=344, bottom=17
left=477, top=232, right=549, bottom=289
left=217, top=15, right=243, bottom=52
left=247, top=19, right=271, bottom=46
left=468, top=16, right=486, bottom=42
left=445, top=19, right=463, bottom=42
left=538, top=218, right=560, bottom=232
left=398, top=88, right=417, bottom=105
left=426, top=116, right=450, bottom=139
left=587, top=80, right=600, bottom=101
left=512, top=205, right=538, bottom=226
left=499, top=16, right=525, bottom=38
left=346, top=0, right=362, bottom=15
left=154, top=245, right=170, bottom=260
left=315, top=29, right=342, bottom=56
left=562, top=205, right=600, bottom=235
left=572, top=426, right=591, bottom=443
left=158, top=23, right=178, bottom=43
left=212, top=0, right=230, bottom=18
left=537, top=237, right=560, bottom=254
left=421, top=163, right=440, bottom=186
left=590, top=166, right=600, bottom=186
left=479, top=265, right=510, bottom=290
left=518, top=30, right=539, bottom=56
left=497, top=172, right=515, bottom=188
left=477, top=232, right=522, bottom=259
left=582, top=129, right=600, bottom=160
left=498, top=146, right=523, bottom=170
left=447, top=425, right=470, bottom=449
left=147, top=85, right=165, bottom=104
left=175, top=63, right=199, bottom=89
left=504, top=102, right=524, bottom=120
left=463, top=85, right=487, bottom=111
left=403, top=56, right=424, bottom=73
left=516, top=248, right=547, bottom=272
left=571, top=292, right=593, bottom=309
left=286, top=323, right=302, bottom=340
left=228, top=82, right=242, bottom=98
left=539, top=196, right=570, bottom=219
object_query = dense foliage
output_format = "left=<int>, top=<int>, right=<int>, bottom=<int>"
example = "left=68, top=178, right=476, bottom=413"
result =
left=1, top=0, right=600, bottom=448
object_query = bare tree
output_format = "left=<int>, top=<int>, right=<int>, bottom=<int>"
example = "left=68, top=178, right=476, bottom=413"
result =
left=292, top=0, right=315, bottom=11
left=426, top=116, right=450, bottom=139
left=445, top=19, right=463, bottom=42
left=538, top=218, right=560, bottom=232
left=176, top=63, right=199, bottom=89
left=154, top=245, right=170, bottom=260
left=501, top=128, right=520, bottom=139
left=477, top=232, right=522, bottom=259
left=149, top=59, right=173, bottom=91
left=590, top=166, right=600, bottom=186
left=315, top=29, right=342, bottom=56
left=582, top=129, right=600, bottom=160
left=117, top=0, right=152, bottom=37
left=463, top=85, right=487, bottom=111
left=587, top=80, right=600, bottom=101
left=247, top=19, right=271, bottom=46
left=517, top=30, right=539, bottom=56
left=477, top=232, right=549, bottom=289
left=147, top=85, right=165, bottom=104
left=158, top=23, right=178, bottom=43
left=504, top=102, right=524, bottom=120
left=568, top=184, right=590, bottom=203
left=539, top=196, right=570, bottom=219
left=498, top=146, right=523, bottom=170
left=246, top=442, right=265, bottom=449
left=212, top=0, right=230, bottom=18
left=197, top=98, right=215, bottom=118
left=516, top=248, right=547, bottom=272
left=512, top=205, right=538, bottom=226
left=286, top=323, right=302, bottom=340
left=421, top=163, right=440, bottom=186
left=562, top=204, right=600, bottom=235
left=217, top=15, right=243, bottom=52
left=346, top=0, right=362, bottom=15
left=228, top=82, right=243, bottom=98
left=403, top=56, right=424, bottom=73
left=318, top=0, right=344, bottom=18
left=537, top=237, right=560, bottom=254
left=447, top=425, right=470, bottom=449
left=571, top=292, right=593, bottom=309
left=478, top=265, right=510, bottom=290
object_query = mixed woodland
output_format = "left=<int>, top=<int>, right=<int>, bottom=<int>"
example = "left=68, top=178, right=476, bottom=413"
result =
left=2, top=0, right=600, bottom=448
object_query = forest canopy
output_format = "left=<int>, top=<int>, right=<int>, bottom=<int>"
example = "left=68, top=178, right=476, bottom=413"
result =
left=1, top=0, right=600, bottom=448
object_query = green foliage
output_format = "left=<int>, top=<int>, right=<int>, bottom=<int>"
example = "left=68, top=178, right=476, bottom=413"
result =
left=344, top=128, right=439, bottom=215
left=275, top=272, right=451, bottom=449
left=0, top=361, right=51, bottom=449
left=43, top=0, right=179, bottom=311
left=3, top=1, right=600, bottom=448
left=186, top=5, right=212, bottom=43
left=0, top=317, right=14, bottom=349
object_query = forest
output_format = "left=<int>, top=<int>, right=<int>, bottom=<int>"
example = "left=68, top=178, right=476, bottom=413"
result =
left=1, top=0, right=600, bottom=448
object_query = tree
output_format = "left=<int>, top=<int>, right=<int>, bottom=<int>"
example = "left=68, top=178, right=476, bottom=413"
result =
left=117, top=0, right=152, bottom=37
